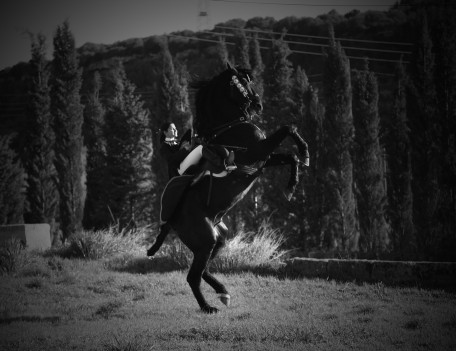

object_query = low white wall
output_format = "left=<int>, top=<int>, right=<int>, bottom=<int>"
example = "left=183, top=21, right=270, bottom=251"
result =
left=0, top=224, right=51, bottom=250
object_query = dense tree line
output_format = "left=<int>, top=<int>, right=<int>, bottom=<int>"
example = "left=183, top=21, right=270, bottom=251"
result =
left=0, top=0, right=454, bottom=261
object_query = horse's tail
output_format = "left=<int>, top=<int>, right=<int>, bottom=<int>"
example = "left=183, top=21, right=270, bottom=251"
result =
left=147, top=224, right=171, bottom=257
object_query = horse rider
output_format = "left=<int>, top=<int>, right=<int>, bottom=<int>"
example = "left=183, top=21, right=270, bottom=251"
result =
left=159, top=121, right=236, bottom=179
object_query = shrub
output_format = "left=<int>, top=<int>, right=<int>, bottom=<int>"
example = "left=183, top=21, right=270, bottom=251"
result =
left=66, top=226, right=149, bottom=260
left=167, top=221, right=288, bottom=272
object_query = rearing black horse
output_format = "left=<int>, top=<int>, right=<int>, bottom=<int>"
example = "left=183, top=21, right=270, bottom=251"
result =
left=148, top=63, right=309, bottom=313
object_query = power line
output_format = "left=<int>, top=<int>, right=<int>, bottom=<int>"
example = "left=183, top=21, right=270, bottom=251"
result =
left=168, top=33, right=409, bottom=64
left=211, top=0, right=392, bottom=6
left=169, top=34, right=228, bottom=46
left=204, top=30, right=412, bottom=55
left=214, top=25, right=413, bottom=46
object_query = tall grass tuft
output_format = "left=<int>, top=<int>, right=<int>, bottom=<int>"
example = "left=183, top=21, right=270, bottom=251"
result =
left=213, top=221, right=288, bottom=272
left=65, top=226, right=149, bottom=260
left=0, top=238, right=30, bottom=275
left=167, top=221, right=288, bottom=272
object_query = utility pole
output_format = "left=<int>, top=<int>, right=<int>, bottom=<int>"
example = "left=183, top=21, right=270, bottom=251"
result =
left=197, top=0, right=210, bottom=31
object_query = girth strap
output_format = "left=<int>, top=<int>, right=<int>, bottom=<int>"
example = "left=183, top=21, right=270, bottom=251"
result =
left=207, top=171, right=214, bottom=207
left=235, top=164, right=262, bottom=176
left=204, top=165, right=262, bottom=208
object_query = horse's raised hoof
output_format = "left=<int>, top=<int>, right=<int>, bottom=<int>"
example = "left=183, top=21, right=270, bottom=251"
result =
left=202, top=305, right=219, bottom=314
left=218, top=293, right=231, bottom=307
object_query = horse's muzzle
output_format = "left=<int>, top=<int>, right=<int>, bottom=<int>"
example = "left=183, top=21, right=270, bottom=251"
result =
left=250, top=99, right=263, bottom=115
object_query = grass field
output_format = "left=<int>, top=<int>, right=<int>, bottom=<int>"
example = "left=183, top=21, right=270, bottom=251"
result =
left=1, top=247, right=456, bottom=351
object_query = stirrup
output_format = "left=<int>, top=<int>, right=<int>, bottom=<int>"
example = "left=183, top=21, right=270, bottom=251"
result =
left=225, top=164, right=237, bottom=171
left=224, top=151, right=237, bottom=171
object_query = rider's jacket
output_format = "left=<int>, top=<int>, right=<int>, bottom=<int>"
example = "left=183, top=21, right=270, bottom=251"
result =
left=160, top=139, right=190, bottom=179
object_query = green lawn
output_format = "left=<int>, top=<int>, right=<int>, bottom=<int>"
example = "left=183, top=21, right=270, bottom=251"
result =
left=1, top=254, right=455, bottom=351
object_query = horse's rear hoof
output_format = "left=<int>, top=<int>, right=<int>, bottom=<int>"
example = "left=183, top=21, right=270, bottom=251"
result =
left=146, top=247, right=155, bottom=257
left=202, top=305, right=219, bottom=314
left=218, top=294, right=231, bottom=306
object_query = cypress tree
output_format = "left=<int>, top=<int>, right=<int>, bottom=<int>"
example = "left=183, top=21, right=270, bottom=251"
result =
left=216, top=36, right=229, bottom=69
left=249, top=33, right=265, bottom=101
left=387, top=60, right=415, bottom=259
left=51, top=21, right=84, bottom=241
left=104, top=65, right=153, bottom=229
left=259, top=36, right=297, bottom=232
left=321, top=25, right=358, bottom=253
left=82, top=71, right=108, bottom=229
left=156, top=38, right=191, bottom=133
left=174, top=60, right=193, bottom=130
left=263, top=36, right=294, bottom=129
left=433, top=4, right=456, bottom=260
left=352, top=60, right=389, bottom=257
left=291, top=66, right=325, bottom=249
left=152, top=39, right=190, bottom=198
left=408, top=13, right=439, bottom=259
left=158, top=38, right=177, bottom=124
left=233, top=30, right=250, bottom=69
left=0, top=135, right=25, bottom=224
left=24, top=33, right=58, bottom=229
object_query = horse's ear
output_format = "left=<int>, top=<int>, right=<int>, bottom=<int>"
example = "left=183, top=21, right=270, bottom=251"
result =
left=226, top=62, right=238, bottom=74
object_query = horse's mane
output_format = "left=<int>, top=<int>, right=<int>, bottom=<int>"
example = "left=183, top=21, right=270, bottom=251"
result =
left=191, top=78, right=212, bottom=138
left=191, top=67, right=252, bottom=138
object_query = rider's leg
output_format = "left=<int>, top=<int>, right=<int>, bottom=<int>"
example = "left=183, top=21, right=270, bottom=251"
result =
left=203, top=145, right=237, bottom=172
left=178, top=145, right=203, bottom=175
left=178, top=145, right=237, bottom=175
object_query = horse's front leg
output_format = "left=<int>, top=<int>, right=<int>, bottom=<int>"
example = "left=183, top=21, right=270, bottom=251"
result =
left=255, top=125, right=309, bottom=165
left=263, top=153, right=301, bottom=200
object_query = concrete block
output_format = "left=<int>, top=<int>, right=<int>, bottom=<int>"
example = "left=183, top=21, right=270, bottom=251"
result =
left=281, top=257, right=456, bottom=290
left=327, top=259, right=373, bottom=282
left=286, top=258, right=329, bottom=278
left=0, top=224, right=51, bottom=250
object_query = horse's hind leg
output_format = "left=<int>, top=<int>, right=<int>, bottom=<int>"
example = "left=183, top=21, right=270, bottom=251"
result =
left=203, top=230, right=230, bottom=306
left=184, top=219, right=221, bottom=314
left=187, top=247, right=219, bottom=314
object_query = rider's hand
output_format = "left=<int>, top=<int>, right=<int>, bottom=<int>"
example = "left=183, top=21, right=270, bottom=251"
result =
left=180, top=141, right=191, bottom=151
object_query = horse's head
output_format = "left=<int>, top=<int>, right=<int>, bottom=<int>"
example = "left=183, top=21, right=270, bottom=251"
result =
left=193, top=63, right=263, bottom=140
left=224, top=62, right=263, bottom=118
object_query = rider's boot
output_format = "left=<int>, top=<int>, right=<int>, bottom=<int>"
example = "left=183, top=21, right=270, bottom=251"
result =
left=202, top=146, right=236, bottom=173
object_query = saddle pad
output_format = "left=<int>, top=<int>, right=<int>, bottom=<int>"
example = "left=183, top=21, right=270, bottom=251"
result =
left=160, top=175, right=193, bottom=224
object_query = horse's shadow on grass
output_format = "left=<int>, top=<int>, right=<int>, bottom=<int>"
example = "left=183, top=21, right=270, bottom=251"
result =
left=109, top=256, right=186, bottom=274
left=108, top=255, right=456, bottom=293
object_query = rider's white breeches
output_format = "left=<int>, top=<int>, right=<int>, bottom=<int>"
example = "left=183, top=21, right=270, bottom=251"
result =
left=178, top=145, right=203, bottom=175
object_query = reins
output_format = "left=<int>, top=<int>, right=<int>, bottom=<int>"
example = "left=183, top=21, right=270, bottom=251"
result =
left=208, top=117, right=249, bottom=142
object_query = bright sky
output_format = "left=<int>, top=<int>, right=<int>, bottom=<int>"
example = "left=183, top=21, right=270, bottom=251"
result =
left=0, top=0, right=396, bottom=70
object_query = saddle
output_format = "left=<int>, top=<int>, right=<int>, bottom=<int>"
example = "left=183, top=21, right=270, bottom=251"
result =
left=159, top=146, right=235, bottom=224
